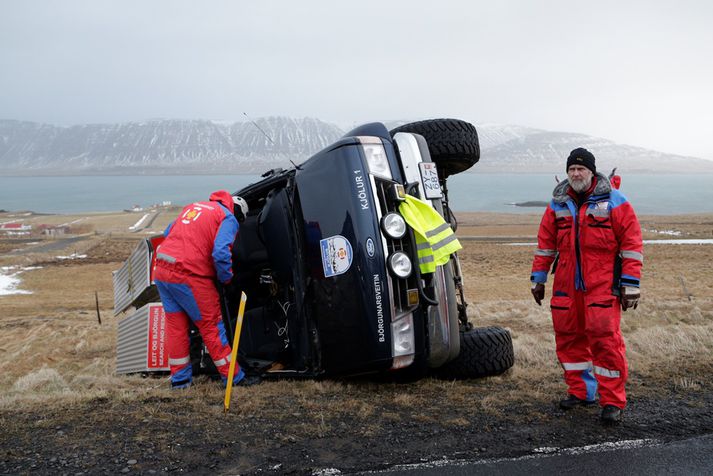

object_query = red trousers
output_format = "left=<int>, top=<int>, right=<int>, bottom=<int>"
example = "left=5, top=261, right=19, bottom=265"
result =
left=551, top=291, right=628, bottom=408
left=154, top=265, right=240, bottom=385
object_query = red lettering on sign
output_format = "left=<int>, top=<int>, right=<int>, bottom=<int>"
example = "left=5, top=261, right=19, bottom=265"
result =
left=147, top=305, right=168, bottom=369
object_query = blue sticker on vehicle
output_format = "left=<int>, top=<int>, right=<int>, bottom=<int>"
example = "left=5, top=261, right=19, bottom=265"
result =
left=320, top=235, right=353, bottom=278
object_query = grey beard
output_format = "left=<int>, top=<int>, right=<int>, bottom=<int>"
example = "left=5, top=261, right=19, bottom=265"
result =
left=569, top=176, right=592, bottom=193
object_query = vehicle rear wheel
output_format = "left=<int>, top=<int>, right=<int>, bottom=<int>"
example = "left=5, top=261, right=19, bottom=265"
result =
left=390, top=118, right=480, bottom=178
left=435, top=326, right=514, bottom=379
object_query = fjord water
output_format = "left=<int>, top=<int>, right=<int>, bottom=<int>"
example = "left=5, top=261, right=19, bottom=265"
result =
left=447, top=173, right=713, bottom=214
left=1, top=174, right=712, bottom=215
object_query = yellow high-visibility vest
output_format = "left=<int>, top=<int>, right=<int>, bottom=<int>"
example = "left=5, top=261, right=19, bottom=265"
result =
left=398, top=194, right=461, bottom=274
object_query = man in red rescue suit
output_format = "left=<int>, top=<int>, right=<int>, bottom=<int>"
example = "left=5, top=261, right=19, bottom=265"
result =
left=154, top=190, right=256, bottom=389
left=530, top=148, right=642, bottom=423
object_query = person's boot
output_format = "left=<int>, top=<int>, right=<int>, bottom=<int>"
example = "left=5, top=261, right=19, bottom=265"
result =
left=559, top=394, right=596, bottom=410
left=600, top=405, right=623, bottom=423
left=171, top=378, right=192, bottom=390
left=234, top=374, right=262, bottom=387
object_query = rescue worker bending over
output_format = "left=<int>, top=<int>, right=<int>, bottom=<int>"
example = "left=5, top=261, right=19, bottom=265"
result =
left=530, top=148, right=643, bottom=423
left=154, top=190, right=258, bottom=389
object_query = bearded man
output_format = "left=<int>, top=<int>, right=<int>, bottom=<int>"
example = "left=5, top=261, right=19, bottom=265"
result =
left=530, top=148, right=643, bottom=424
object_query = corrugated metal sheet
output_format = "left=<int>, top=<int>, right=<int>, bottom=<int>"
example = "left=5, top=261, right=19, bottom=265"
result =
left=116, top=304, right=150, bottom=374
left=113, top=238, right=159, bottom=316
left=116, top=303, right=169, bottom=374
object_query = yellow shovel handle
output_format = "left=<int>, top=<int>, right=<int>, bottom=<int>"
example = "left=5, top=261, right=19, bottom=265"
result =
left=224, top=291, right=247, bottom=413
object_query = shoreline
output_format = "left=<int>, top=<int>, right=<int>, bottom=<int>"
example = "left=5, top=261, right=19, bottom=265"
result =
left=5, top=175, right=713, bottom=217
left=3, top=208, right=713, bottom=217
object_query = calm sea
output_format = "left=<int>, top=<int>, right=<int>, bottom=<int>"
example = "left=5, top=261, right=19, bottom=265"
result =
left=1, top=174, right=712, bottom=215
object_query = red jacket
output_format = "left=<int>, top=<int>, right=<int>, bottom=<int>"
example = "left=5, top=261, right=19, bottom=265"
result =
left=156, top=190, right=239, bottom=284
left=531, top=174, right=643, bottom=296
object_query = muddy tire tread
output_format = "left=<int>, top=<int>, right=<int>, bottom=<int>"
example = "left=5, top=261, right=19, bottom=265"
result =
left=436, top=326, right=514, bottom=379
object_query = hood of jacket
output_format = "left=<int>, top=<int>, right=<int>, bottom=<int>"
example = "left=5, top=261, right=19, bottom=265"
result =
left=209, top=190, right=234, bottom=213
left=552, top=172, right=612, bottom=205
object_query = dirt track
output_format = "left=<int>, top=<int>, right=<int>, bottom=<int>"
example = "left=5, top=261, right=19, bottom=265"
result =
left=1, top=211, right=712, bottom=474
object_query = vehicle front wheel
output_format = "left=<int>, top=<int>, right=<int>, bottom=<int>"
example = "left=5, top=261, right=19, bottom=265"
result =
left=435, top=326, right=514, bottom=379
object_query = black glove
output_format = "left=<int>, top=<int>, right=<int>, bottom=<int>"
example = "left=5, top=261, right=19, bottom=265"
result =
left=531, top=283, right=545, bottom=306
left=621, top=286, right=640, bottom=311
left=223, top=281, right=237, bottom=297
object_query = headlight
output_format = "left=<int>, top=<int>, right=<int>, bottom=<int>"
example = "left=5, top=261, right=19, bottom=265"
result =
left=381, top=213, right=407, bottom=239
left=388, top=252, right=412, bottom=278
left=358, top=137, right=392, bottom=180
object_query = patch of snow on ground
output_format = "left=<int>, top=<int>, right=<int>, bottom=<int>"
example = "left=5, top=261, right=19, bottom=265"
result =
left=643, top=228, right=682, bottom=236
left=505, top=239, right=713, bottom=246
left=0, top=266, right=34, bottom=296
left=56, top=253, right=88, bottom=260
left=58, top=217, right=87, bottom=227
left=643, top=239, right=713, bottom=244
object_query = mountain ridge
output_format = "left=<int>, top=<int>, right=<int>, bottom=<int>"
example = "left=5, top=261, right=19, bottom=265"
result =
left=1, top=117, right=711, bottom=175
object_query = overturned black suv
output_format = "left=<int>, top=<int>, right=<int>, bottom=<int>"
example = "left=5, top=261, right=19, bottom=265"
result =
left=209, top=118, right=514, bottom=381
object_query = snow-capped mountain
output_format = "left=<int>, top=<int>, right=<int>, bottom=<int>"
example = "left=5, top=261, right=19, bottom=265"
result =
left=383, top=120, right=713, bottom=174
left=0, top=117, right=343, bottom=174
left=1, top=118, right=711, bottom=175
left=474, top=124, right=713, bottom=174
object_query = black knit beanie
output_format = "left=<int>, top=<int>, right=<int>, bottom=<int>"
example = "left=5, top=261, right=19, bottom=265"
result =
left=566, top=148, right=596, bottom=174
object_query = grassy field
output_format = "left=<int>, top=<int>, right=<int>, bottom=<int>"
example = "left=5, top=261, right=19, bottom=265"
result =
left=1, top=210, right=712, bottom=406
left=1, top=209, right=712, bottom=473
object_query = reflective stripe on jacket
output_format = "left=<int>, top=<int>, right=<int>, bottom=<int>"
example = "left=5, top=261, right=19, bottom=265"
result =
left=399, top=194, right=462, bottom=274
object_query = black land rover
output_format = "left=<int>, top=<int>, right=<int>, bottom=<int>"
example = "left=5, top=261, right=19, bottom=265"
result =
left=215, top=118, right=514, bottom=380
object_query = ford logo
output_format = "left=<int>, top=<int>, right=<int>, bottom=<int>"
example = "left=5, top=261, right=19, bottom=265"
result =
left=366, top=238, right=375, bottom=257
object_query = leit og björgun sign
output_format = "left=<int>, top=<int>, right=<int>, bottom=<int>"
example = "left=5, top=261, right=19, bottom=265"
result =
left=147, top=304, right=168, bottom=369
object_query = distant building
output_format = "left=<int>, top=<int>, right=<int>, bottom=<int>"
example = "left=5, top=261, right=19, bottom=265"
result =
left=38, top=224, right=70, bottom=236
left=0, top=222, right=32, bottom=233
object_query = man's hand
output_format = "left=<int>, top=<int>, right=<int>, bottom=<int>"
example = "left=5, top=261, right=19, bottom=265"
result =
left=621, top=286, right=640, bottom=311
left=220, top=280, right=235, bottom=297
left=531, top=283, right=545, bottom=306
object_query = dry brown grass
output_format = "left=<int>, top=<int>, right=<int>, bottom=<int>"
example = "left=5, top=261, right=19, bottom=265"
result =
left=1, top=211, right=712, bottom=422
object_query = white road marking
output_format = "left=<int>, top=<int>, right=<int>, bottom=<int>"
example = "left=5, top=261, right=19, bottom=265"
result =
left=356, top=438, right=659, bottom=473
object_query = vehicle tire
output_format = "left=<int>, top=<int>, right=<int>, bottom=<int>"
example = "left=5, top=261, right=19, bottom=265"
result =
left=436, top=326, right=514, bottom=379
left=390, top=118, right=480, bottom=178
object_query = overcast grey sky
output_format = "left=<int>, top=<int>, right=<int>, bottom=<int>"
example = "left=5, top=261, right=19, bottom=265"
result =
left=1, top=0, right=712, bottom=159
